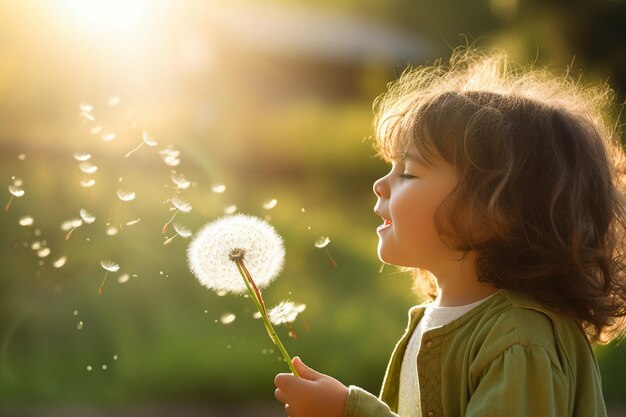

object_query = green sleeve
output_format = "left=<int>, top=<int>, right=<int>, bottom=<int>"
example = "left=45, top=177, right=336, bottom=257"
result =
left=466, top=345, right=568, bottom=417
left=343, top=386, right=399, bottom=417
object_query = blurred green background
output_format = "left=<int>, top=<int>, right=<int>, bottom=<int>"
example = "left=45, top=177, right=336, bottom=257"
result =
left=1, top=0, right=625, bottom=416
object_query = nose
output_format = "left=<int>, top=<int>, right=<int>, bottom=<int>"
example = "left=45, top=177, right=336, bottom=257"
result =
left=373, top=175, right=388, bottom=198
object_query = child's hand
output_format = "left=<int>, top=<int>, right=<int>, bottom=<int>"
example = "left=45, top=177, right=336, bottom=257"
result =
left=274, top=357, right=349, bottom=417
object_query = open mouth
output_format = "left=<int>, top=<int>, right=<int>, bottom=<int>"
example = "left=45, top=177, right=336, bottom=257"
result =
left=377, top=215, right=392, bottom=231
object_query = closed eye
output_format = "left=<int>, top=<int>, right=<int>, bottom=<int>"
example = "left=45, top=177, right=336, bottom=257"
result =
left=398, top=173, right=417, bottom=180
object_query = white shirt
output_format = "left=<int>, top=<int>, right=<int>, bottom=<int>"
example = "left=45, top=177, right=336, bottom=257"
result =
left=398, top=294, right=496, bottom=417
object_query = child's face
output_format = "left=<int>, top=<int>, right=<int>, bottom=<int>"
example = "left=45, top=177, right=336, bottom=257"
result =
left=373, top=143, right=460, bottom=271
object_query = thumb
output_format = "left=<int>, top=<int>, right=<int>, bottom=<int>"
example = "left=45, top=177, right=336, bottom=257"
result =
left=293, top=357, right=324, bottom=381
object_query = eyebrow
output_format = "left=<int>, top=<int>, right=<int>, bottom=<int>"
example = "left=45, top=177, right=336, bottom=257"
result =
left=404, top=151, right=432, bottom=167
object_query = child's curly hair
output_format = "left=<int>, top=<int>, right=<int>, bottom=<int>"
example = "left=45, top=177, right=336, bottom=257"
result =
left=374, top=48, right=626, bottom=343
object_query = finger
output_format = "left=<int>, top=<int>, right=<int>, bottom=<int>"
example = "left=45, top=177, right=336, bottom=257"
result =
left=275, top=373, right=299, bottom=391
left=274, top=388, right=289, bottom=404
left=293, top=357, right=325, bottom=381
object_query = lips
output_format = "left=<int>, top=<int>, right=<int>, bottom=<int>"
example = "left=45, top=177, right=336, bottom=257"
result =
left=375, top=210, right=392, bottom=231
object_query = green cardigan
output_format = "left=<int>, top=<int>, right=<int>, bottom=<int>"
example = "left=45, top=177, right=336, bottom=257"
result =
left=344, top=289, right=607, bottom=417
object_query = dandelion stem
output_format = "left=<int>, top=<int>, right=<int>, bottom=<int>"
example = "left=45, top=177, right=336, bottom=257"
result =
left=4, top=196, right=14, bottom=212
left=98, top=271, right=109, bottom=295
left=234, top=258, right=299, bottom=377
left=125, top=143, right=144, bottom=158
left=65, top=227, right=76, bottom=241
left=163, top=234, right=177, bottom=245
left=162, top=210, right=178, bottom=233
left=325, top=247, right=338, bottom=267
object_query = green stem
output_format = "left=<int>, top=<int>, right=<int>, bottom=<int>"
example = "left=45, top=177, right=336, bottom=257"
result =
left=234, top=258, right=299, bottom=377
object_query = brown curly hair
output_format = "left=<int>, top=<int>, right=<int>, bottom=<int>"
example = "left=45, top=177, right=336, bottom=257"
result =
left=373, top=48, right=626, bottom=343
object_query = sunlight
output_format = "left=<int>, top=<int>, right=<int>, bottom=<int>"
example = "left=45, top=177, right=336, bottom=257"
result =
left=56, top=0, right=151, bottom=34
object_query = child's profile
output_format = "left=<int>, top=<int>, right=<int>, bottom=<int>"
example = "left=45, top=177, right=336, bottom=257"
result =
left=274, top=48, right=626, bottom=417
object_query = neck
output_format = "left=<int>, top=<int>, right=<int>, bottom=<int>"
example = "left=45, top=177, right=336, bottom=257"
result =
left=430, top=252, right=498, bottom=307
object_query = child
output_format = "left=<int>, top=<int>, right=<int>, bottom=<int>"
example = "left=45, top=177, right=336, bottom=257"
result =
left=274, top=49, right=626, bottom=417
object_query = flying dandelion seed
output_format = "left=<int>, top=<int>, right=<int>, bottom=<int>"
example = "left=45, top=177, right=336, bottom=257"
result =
left=101, top=133, right=116, bottom=142
left=18, top=153, right=26, bottom=161
left=31, top=241, right=41, bottom=250
left=159, top=148, right=181, bottom=167
left=268, top=300, right=306, bottom=339
left=314, top=236, right=338, bottom=267
left=211, top=184, right=226, bottom=193
left=79, top=209, right=96, bottom=224
left=125, top=219, right=141, bottom=226
left=125, top=130, right=158, bottom=158
left=62, top=218, right=83, bottom=240
left=53, top=256, right=67, bottom=268
left=101, top=365, right=107, bottom=371
left=79, top=162, right=98, bottom=174
left=90, top=126, right=102, bottom=135
left=220, top=313, right=237, bottom=325
left=110, top=189, right=136, bottom=223
left=76, top=321, right=84, bottom=330
left=79, top=104, right=95, bottom=121
left=106, top=226, right=119, bottom=236
left=99, top=260, right=120, bottom=295
left=73, top=152, right=91, bottom=161
left=18, top=216, right=34, bottom=226
left=5, top=184, right=25, bottom=211
left=253, top=311, right=262, bottom=319
left=170, top=173, right=191, bottom=190
left=162, top=195, right=191, bottom=233
left=108, top=96, right=121, bottom=106
left=262, top=199, right=278, bottom=210
left=224, top=205, right=237, bottom=215
left=187, top=214, right=298, bottom=376
left=80, top=179, right=96, bottom=188
left=37, top=248, right=51, bottom=258
left=268, top=301, right=306, bottom=326
left=163, top=223, right=192, bottom=245
left=118, top=273, right=130, bottom=283
left=86, top=365, right=93, bottom=372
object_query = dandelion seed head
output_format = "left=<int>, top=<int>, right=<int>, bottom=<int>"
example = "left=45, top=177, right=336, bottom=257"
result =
left=268, top=300, right=307, bottom=325
left=172, top=195, right=192, bottom=212
left=101, top=133, right=116, bottom=142
left=187, top=214, right=285, bottom=295
left=142, top=130, right=157, bottom=146
left=53, top=256, right=67, bottom=268
left=8, top=185, right=25, bottom=197
left=116, top=189, right=136, bottom=202
left=79, top=162, right=98, bottom=174
left=314, top=236, right=331, bottom=248
left=18, top=216, right=34, bottom=226
left=80, top=179, right=96, bottom=188
left=79, top=208, right=96, bottom=224
left=212, top=184, right=226, bottom=193
left=100, top=260, right=120, bottom=272
left=173, top=223, right=192, bottom=238
left=73, top=152, right=91, bottom=161
left=262, top=198, right=278, bottom=210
